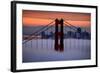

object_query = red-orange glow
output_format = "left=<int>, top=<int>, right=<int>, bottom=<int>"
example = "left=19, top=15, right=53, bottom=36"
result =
left=66, top=20, right=90, bottom=27
left=22, top=10, right=91, bottom=27
left=23, top=17, right=53, bottom=26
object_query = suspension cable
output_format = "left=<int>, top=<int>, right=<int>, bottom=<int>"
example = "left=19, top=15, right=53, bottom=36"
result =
left=64, top=21, right=78, bottom=29
left=23, top=21, right=54, bottom=44
left=64, top=23, right=76, bottom=31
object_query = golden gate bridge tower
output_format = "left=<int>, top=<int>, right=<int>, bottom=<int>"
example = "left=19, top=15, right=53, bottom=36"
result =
left=55, top=19, right=64, bottom=52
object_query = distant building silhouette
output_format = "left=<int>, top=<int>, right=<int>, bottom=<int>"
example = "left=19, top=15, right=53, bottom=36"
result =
left=40, top=27, right=90, bottom=40
left=66, top=31, right=75, bottom=38
left=81, top=31, right=91, bottom=39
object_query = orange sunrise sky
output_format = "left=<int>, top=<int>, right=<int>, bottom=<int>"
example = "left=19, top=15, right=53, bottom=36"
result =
left=22, top=10, right=91, bottom=27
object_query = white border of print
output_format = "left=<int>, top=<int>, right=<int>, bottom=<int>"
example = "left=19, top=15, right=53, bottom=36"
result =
left=16, top=3, right=96, bottom=70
